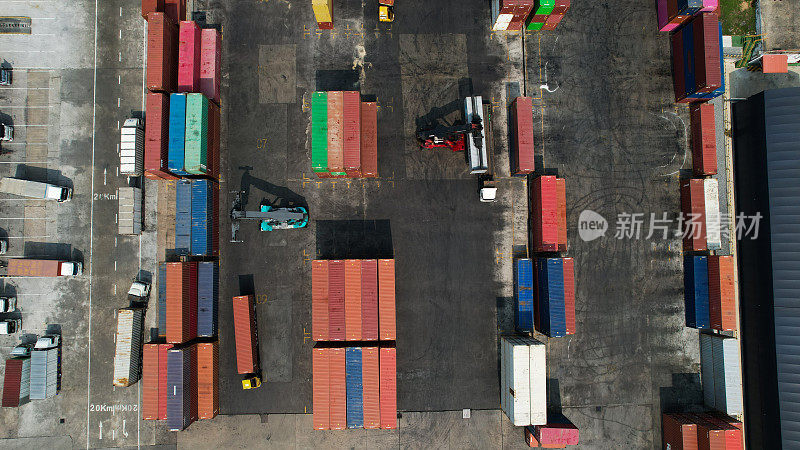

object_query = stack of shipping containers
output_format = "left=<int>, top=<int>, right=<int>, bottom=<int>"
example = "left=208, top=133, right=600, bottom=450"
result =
left=500, top=335, right=546, bottom=426
left=489, top=0, right=570, bottom=32
left=311, top=259, right=396, bottom=430
left=656, top=0, right=717, bottom=32
left=311, top=91, right=378, bottom=178
left=669, top=12, right=724, bottom=103
left=662, top=412, right=743, bottom=448
left=2, top=357, right=31, bottom=407
left=526, top=0, right=571, bottom=31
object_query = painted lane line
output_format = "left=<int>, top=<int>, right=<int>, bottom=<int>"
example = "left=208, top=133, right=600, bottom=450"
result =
left=118, top=29, right=121, bottom=39
left=118, top=52, right=121, bottom=62
left=118, top=75, right=120, bottom=84
left=86, top=0, right=99, bottom=445
left=114, top=261, right=117, bottom=271
left=117, top=97, right=120, bottom=107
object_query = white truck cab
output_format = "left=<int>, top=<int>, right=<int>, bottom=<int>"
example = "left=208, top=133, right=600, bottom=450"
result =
left=128, top=280, right=151, bottom=299
left=0, top=319, right=21, bottom=334
left=0, top=296, right=17, bottom=312
left=35, top=334, right=60, bottom=349
left=60, top=261, right=83, bottom=276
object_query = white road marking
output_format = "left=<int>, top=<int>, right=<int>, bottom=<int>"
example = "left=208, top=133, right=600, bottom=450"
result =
left=114, top=284, right=116, bottom=295
left=122, top=419, right=128, bottom=437
left=116, top=167, right=119, bottom=177
left=87, top=0, right=98, bottom=433
left=117, top=120, right=119, bottom=129
left=118, top=29, right=121, bottom=39
left=117, top=97, right=120, bottom=107
left=118, top=75, right=120, bottom=84
left=115, top=213, right=118, bottom=224
left=0, top=105, right=54, bottom=108
left=118, top=52, right=121, bottom=62
left=114, top=237, right=117, bottom=247
left=98, top=422, right=102, bottom=440
left=103, top=168, right=107, bottom=185
left=114, top=261, right=117, bottom=271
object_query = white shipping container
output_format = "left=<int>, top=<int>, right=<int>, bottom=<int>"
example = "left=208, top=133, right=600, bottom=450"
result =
left=699, top=333, right=715, bottom=408
left=703, top=178, right=721, bottom=250
left=113, top=308, right=145, bottom=387
left=18, top=357, right=31, bottom=401
left=119, top=123, right=144, bottom=176
left=30, top=348, right=58, bottom=399
left=500, top=335, right=546, bottom=426
left=712, top=335, right=743, bottom=416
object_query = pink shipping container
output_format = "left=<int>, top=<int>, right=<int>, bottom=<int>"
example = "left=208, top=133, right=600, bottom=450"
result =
left=360, top=102, right=378, bottom=177
left=329, top=348, right=347, bottom=430
left=146, top=12, right=177, bottom=93
left=533, top=422, right=580, bottom=446
left=361, top=259, right=379, bottom=341
left=178, top=21, right=201, bottom=93
left=313, top=347, right=330, bottom=430
left=200, top=28, right=221, bottom=105
left=512, top=97, right=535, bottom=175
left=531, top=176, right=559, bottom=252
left=328, top=260, right=346, bottom=341
left=342, top=91, right=362, bottom=177
left=379, top=346, right=397, bottom=429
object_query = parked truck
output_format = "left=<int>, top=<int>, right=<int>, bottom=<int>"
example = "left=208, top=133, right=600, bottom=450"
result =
left=30, top=339, right=59, bottom=399
left=232, top=295, right=260, bottom=389
left=2, top=356, right=31, bottom=407
left=7, top=259, right=82, bottom=277
left=0, top=176, right=72, bottom=202
left=113, top=307, right=145, bottom=387
left=118, top=187, right=143, bottom=235
left=120, top=118, right=144, bottom=176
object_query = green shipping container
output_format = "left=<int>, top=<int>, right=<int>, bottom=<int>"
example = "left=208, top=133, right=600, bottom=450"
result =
left=311, top=92, right=329, bottom=174
left=527, top=21, right=545, bottom=31
left=534, top=0, right=554, bottom=15
left=185, top=93, right=209, bottom=175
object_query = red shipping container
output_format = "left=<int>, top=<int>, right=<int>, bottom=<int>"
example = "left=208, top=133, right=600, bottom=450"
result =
left=671, top=31, right=686, bottom=103
left=557, top=178, right=567, bottom=251
left=196, top=342, right=219, bottom=419
left=543, top=13, right=565, bottom=30
left=699, top=413, right=743, bottom=449
left=530, top=14, right=548, bottom=23
left=166, top=262, right=197, bottom=343
left=362, top=346, right=380, bottom=429
left=312, top=347, right=330, bottom=430
left=563, top=258, right=575, bottom=335
left=318, top=22, right=333, bottom=30
left=144, top=92, right=177, bottom=180
left=360, top=102, right=378, bottom=178
left=164, top=0, right=185, bottom=23
left=708, top=255, right=736, bottom=331
left=328, top=260, right=346, bottom=340
left=512, top=96, right=535, bottom=175
left=312, top=260, right=330, bottom=341
left=662, top=413, right=698, bottom=450
left=680, top=179, right=707, bottom=251
left=178, top=21, right=200, bottom=93
left=158, top=343, right=173, bottom=419
left=2, top=358, right=25, bottom=407
left=146, top=12, right=177, bottom=93
left=327, top=91, right=345, bottom=175
left=531, top=176, right=559, bottom=252
left=378, top=259, right=396, bottom=340
left=200, top=28, right=221, bottom=105
left=506, top=20, right=523, bottom=31
left=329, top=348, right=347, bottom=430
left=342, top=91, right=362, bottom=177
left=693, top=13, right=722, bottom=94
left=361, top=259, right=379, bottom=340
left=379, top=346, right=397, bottom=429
left=142, top=344, right=159, bottom=419
left=524, top=427, right=541, bottom=447
left=534, top=423, right=580, bottom=446
left=233, top=295, right=259, bottom=374
left=552, top=0, right=571, bottom=14
left=686, top=413, right=727, bottom=450
left=142, top=0, right=163, bottom=19
left=345, top=259, right=362, bottom=340
left=690, top=103, right=717, bottom=176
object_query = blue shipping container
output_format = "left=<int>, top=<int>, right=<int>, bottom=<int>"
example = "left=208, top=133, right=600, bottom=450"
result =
left=166, top=347, right=192, bottom=431
left=158, top=263, right=167, bottom=337
left=345, top=347, right=363, bottom=428
left=175, top=180, right=192, bottom=255
left=684, top=255, right=710, bottom=328
left=197, top=262, right=218, bottom=337
left=168, top=93, right=188, bottom=175
left=537, top=258, right=567, bottom=337
left=677, top=0, right=703, bottom=17
left=515, top=259, right=534, bottom=332
left=190, top=180, right=212, bottom=256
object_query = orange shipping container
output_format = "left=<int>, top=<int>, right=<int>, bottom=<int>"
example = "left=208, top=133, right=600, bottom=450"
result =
left=166, top=262, right=197, bottom=344
left=662, top=413, right=698, bottom=450
left=312, top=260, right=330, bottom=341
left=329, top=348, right=347, bottom=430
left=196, top=342, right=219, bottom=419
left=378, top=259, right=396, bottom=340
left=708, top=255, right=736, bottom=332
left=345, top=260, right=362, bottom=340
left=327, top=91, right=345, bottom=176
left=312, top=347, right=330, bottom=430
left=687, top=413, right=727, bottom=450
left=362, top=346, right=381, bottom=429
left=680, top=179, right=707, bottom=251
left=379, top=347, right=397, bottom=429
left=557, top=178, right=567, bottom=251
left=700, top=412, right=743, bottom=449
left=142, top=344, right=159, bottom=420
left=360, top=102, right=378, bottom=177
left=342, top=91, right=362, bottom=177
left=233, top=295, right=259, bottom=374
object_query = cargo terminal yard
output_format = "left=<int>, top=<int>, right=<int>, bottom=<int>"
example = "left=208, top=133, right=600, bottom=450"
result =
left=1, top=0, right=800, bottom=448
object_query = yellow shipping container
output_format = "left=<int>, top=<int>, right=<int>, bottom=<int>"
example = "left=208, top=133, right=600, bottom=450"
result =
left=312, top=0, right=332, bottom=23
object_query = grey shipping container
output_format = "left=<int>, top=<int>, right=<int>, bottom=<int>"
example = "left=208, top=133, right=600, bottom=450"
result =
left=700, top=333, right=715, bottom=408
left=700, top=333, right=743, bottom=416
left=30, top=348, right=58, bottom=399
left=118, top=187, right=143, bottom=235
left=167, top=345, right=195, bottom=431
left=113, top=308, right=145, bottom=387
left=196, top=262, right=218, bottom=337
left=158, top=262, right=167, bottom=337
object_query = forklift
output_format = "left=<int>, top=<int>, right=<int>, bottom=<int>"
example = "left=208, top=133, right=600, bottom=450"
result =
left=242, top=375, right=261, bottom=390
left=379, top=1, right=394, bottom=22
left=230, top=190, right=309, bottom=242
left=416, top=96, right=497, bottom=202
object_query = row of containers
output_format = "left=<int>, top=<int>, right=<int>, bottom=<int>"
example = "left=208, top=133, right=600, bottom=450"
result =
left=312, top=345, right=397, bottom=430
left=684, top=255, right=735, bottom=331
left=311, top=259, right=396, bottom=341
left=144, top=9, right=222, bottom=180
left=500, top=336, right=581, bottom=447
left=311, top=91, right=378, bottom=178
left=312, top=259, right=397, bottom=430
left=174, top=179, right=220, bottom=257
left=491, top=0, right=571, bottom=32
left=667, top=11, right=724, bottom=103
left=662, top=411, right=743, bottom=449
left=514, top=258, right=575, bottom=337
left=2, top=343, right=62, bottom=406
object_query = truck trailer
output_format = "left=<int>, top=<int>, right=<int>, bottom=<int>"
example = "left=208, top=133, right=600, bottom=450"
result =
left=7, top=259, right=82, bottom=277
left=232, top=295, right=260, bottom=387
left=120, top=118, right=144, bottom=176
left=113, top=308, right=145, bottom=387
left=0, top=177, right=72, bottom=202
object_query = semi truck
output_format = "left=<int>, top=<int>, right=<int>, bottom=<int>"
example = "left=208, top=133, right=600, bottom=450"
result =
left=113, top=308, right=145, bottom=387
left=0, top=176, right=72, bottom=202
left=7, top=259, right=83, bottom=277
left=232, top=295, right=261, bottom=389
left=120, top=118, right=144, bottom=176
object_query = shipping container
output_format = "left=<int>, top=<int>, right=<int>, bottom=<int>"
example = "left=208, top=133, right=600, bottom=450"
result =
left=515, top=258, right=534, bottom=332
left=312, top=260, right=329, bottom=341
left=178, top=21, right=200, bottom=93
left=196, top=342, right=219, bottom=419
left=346, top=347, right=364, bottom=428
left=7, top=259, right=76, bottom=277
left=500, top=336, right=546, bottom=426
left=710, top=334, right=743, bottom=416
left=191, top=179, right=214, bottom=256
left=163, top=0, right=185, bottom=23
left=200, top=28, right=221, bottom=105
left=693, top=13, right=722, bottom=94
left=328, top=260, right=346, bottom=341
left=233, top=295, right=259, bottom=374
left=166, top=261, right=197, bottom=343
left=685, top=413, right=727, bottom=450
left=531, top=176, right=559, bottom=252
left=680, top=178, right=707, bottom=251
left=556, top=178, right=567, bottom=251
left=117, top=187, right=143, bottom=235
left=142, top=344, right=159, bottom=419
left=327, top=91, right=345, bottom=176
left=670, top=13, right=724, bottom=102
left=360, top=102, right=378, bottom=177
left=700, top=333, right=716, bottom=408
left=146, top=12, right=177, bottom=93
left=703, top=178, right=721, bottom=251
left=362, top=346, right=380, bottom=429
left=312, top=0, right=333, bottom=28
left=158, top=263, right=167, bottom=337
left=708, top=255, right=735, bottom=331
left=512, top=97, right=535, bottom=175
left=698, top=412, right=743, bottom=448
left=532, top=414, right=580, bottom=446
left=378, top=259, right=396, bottom=341
left=145, top=92, right=176, bottom=179
left=142, top=0, right=163, bottom=19
left=30, top=348, right=58, bottom=399
left=524, top=426, right=540, bottom=447
left=342, top=91, right=361, bottom=177
left=685, top=256, right=710, bottom=329
left=312, top=347, right=330, bottom=430
left=2, top=357, right=30, bottom=407
left=158, top=344, right=172, bottom=419
left=536, top=258, right=567, bottom=337
left=311, top=92, right=329, bottom=177
left=345, top=260, right=362, bottom=340
left=113, top=308, right=145, bottom=387
left=690, top=103, right=717, bottom=175
left=661, top=413, right=698, bottom=450
left=379, top=346, right=397, bottom=429
left=185, top=93, right=209, bottom=175
left=175, top=180, right=191, bottom=254
left=329, top=348, right=347, bottom=430
left=167, top=344, right=196, bottom=431
left=197, top=262, right=218, bottom=337
left=563, top=257, right=576, bottom=335
left=361, top=259, right=379, bottom=340
left=168, top=93, right=188, bottom=175
left=120, top=120, right=144, bottom=176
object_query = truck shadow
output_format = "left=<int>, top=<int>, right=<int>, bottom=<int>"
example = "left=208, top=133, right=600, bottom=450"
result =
left=237, top=168, right=307, bottom=211
left=315, top=69, right=361, bottom=92
left=13, top=164, right=73, bottom=191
